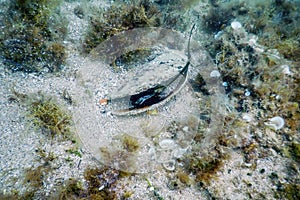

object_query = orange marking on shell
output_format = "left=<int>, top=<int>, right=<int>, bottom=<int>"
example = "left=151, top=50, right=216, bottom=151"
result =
left=99, top=98, right=108, bottom=105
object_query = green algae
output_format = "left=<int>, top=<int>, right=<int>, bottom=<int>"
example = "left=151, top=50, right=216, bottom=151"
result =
left=275, top=183, right=300, bottom=200
left=247, top=0, right=300, bottom=62
left=287, top=142, right=300, bottom=162
left=0, top=0, right=67, bottom=72
left=120, top=134, right=140, bottom=153
left=29, top=95, right=72, bottom=139
left=83, top=167, right=129, bottom=200
left=176, top=171, right=192, bottom=186
left=83, top=1, right=160, bottom=54
left=21, top=148, right=57, bottom=199
left=112, top=48, right=153, bottom=71
left=10, top=90, right=74, bottom=140
left=55, top=178, right=85, bottom=200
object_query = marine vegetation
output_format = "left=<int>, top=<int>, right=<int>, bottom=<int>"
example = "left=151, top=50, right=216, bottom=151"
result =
left=28, top=93, right=72, bottom=139
left=120, top=134, right=140, bottom=153
left=55, top=166, right=134, bottom=199
left=0, top=0, right=67, bottom=72
left=56, top=178, right=85, bottom=199
left=22, top=148, right=56, bottom=199
left=10, top=90, right=73, bottom=140
left=112, top=48, right=153, bottom=70
left=246, top=0, right=300, bottom=62
left=180, top=143, right=229, bottom=186
left=154, top=0, right=198, bottom=30
left=84, top=167, right=120, bottom=199
left=83, top=0, right=160, bottom=53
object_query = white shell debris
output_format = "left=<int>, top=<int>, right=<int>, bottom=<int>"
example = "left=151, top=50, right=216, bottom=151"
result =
left=210, top=70, right=221, bottom=78
left=242, top=113, right=253, bottom=123
left=173, top=148, right=187, bottom=159
left=231, top=21, right=242, bottom=30
left=182, top=126, right=189, bottom=132
left=264, top=116, right=285, bottom=130
left=214, top=31, right=223, bottom=39
left=280, top=65, right=293, bottom=75
left=159, top=139, right=177, bottom=150
left=162, top=160, right=176, bottom=171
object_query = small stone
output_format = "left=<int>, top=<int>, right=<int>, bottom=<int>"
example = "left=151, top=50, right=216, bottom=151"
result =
left=256, top=131, right=263, bottom=138
left=182, top=126, right=189, bottom=132
left=242, top=113, right=253, bottom=122
left=99, top=185, right=105, bottom=191
left=214, top=31, right=223, bottom=39
left=280, top=65, right=293, bottom=75
left=264, top=116, right=285, bottom=130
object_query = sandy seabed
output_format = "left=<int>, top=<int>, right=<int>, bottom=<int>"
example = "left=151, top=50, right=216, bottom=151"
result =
left=1, top=0, right=299, bottom=199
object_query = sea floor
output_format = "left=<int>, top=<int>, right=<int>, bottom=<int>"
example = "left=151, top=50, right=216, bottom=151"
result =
left=0, top=0, right=299, bottom=199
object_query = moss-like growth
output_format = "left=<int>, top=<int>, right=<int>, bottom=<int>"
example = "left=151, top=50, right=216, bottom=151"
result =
left=249, top=0, right=300, bottom=62
left=288, top=142, right=300, bottom=162
left=83, top=1, right=160, bottom=53
left=155, top=0, right=198, bottom=30
left=275, top=39, right=300, bottom=62
left=0, top=193, right=20, bottom=200
left=122, top=190, right=134, bottom=199
left=23, top=152, right=54, bottom=199
left=84, top=167, right=120, bottom=200
left=56, top=178, right=85, bottom=199
left=201, top=6, right=234, bottom=33
left=120, top=134, right=140, bottom=153
left=29, top=94, right=72, bottom=139
left=176, top=171, right=191, bottom=186
left=24, top=165, right=45, bottom=189
left=182, top=147, right=226, bottom=186
left=45, top=42, right=67, bottom=70
left=113, top=48, right=153, bottom=70
left=191, top=156, right=223, bottom=184
left=54, top=167, right=133, bottom=199
left=275, top=183, right=300, bottom=200
left=0, top=0, right=67, bottom=72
